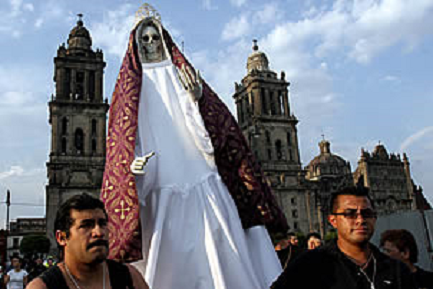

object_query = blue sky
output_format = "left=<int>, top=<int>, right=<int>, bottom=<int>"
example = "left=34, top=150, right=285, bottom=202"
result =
left=0, top=0, right=433, bottom=227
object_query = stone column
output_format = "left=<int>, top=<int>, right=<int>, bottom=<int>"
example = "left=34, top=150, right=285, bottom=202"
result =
left=51, top=115, right=58, bottom=154
left=56, top=68, right=65, bottom=99
left=275, top=90, right=282, bottom=115
left=253, top=87, right=261, bottom=116
left=283, top=91, right=290, bottom=117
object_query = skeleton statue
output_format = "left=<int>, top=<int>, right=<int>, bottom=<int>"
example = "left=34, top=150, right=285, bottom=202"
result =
left=102, top=5, right=287, bottom=289
left=131, top=21, right=203, bottom=174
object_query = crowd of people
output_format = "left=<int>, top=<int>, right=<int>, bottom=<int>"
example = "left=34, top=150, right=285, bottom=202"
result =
left=0, top=187, right=426, bottom=289
left=0, top=256, right=56, bottom=289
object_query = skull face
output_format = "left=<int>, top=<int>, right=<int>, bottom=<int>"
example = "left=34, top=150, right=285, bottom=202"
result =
left=140, top=26, right=163, bottom=62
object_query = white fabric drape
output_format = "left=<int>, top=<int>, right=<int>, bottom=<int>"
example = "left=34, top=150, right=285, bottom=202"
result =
left=132, top=59, right=282, bottom=289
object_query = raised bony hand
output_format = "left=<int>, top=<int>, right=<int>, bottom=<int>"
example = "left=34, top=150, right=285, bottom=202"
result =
left=177, top=64, right=203, bottom=102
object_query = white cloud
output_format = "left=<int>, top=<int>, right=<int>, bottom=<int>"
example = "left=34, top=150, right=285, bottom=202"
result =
left=256, top=3, right=282, bottom=24
left=400, top=127, right=433, bottom=152
left=202, top=0, right=218, bottom=10
left=260, top=0, right=433, bottom=64
left=23, top=3, right=34, bottom=12
left=221, top=3, right=284, bottom=42
left=382, top=75, right=399, bottom=82
left=221, top=14, right=250, bottom=41
left=0, top=0, right=65, bottom=37
left=0, top=166, right=24, bottom=180
left=34, top=17, right=43, bottom=28
left=230, top=0, right=247, bottom=8
left=90, top=4, right=136, bottom=59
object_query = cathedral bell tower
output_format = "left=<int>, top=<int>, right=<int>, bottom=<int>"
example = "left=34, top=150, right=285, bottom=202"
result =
left=46, top=15, right=109, bottom=247
left=233, top=40, right=308, bottom=233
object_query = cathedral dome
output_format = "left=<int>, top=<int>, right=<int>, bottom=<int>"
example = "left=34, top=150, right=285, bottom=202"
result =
left=306, top=140, right=351, bottom=180
left=68, top=14, right=92, bottom=51
left=247, top=40, right=269, bottom=72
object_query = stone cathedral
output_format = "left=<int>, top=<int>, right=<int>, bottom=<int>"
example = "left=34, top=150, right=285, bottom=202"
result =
left=46, top=17, right=109, bottom=248
left=46, top=19, right=430, bottom=245
left=232, top=40, right=430, bottom=237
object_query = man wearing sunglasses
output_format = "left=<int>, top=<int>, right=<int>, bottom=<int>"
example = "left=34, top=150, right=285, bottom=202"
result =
left=271, top=186, right=415, bottom=289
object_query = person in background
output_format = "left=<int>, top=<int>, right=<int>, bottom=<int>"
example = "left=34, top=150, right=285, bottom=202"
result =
left=275, top=232, right=304, bottom=269
left=43, top=258, right=55, bottom=269
left=306, top=232, right=322, bottom=250
left=28, top=257, right=46, bottom=284
left=287, top=232, right=299, bottom=247
left=380, top=229, right=433, bottom=289
left=4, top=256, right=28, bottom=289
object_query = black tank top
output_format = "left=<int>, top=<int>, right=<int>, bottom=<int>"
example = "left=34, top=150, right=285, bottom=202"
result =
left=39, top=260, right=135, bottom=289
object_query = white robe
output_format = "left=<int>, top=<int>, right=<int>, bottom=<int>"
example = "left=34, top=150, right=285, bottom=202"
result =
left=132, top=59, right=282, bottom=289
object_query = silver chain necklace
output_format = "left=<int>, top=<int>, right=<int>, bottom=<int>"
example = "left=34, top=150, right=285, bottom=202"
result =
left=64, top=262, right=106, bottom=289
left=358, top=254, right=376, bottom=289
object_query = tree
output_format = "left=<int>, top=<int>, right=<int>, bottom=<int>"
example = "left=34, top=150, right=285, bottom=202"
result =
left=19, top=235, right=50, bottom=258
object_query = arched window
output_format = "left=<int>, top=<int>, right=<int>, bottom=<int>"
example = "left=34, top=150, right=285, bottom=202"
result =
left=92, top=119, right=97, bottom=136
left=62, top=118, right=68, bottom=135
left=61, top=137, right=67, bottom=154
left=286, top=131, right=291, bottom=146
left=266, top=130, right=271, bottom=144
left=92, top=139, right=97, bottom=154
left=267, top=149, right=272, bottom=160
left=75, top=71, right=84, bottom=100
left=276, top=140, right=283, bottom=160
left=75, top=128, right=84, bottom=155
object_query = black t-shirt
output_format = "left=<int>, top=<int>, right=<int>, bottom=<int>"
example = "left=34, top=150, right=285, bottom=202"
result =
left=38, top=260, right=134, bottom=289
left=412, top=266, right=433, bottom=289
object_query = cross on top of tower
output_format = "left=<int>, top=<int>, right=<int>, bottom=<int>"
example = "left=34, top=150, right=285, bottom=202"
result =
left=252, top=39, right=258, bottom=51
left=77, top=13, right=84, bottom=26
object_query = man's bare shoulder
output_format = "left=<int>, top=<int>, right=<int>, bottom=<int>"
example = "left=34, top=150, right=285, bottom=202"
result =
left=26, top=278, right=48, bottom=289
left=125, top=264, right=149, bottom=289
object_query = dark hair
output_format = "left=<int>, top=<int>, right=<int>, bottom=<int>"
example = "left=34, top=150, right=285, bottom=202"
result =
left=380, top=229, right=418, bottom=263
left=306, top=232, right=321, bottom=241
left=10, top=254, right=21, bottom=262
left=54, top=193, right=107, bottom=239
left=287, top=232, right=297, bottom=238
left=329, top=185, right=373, bottom=212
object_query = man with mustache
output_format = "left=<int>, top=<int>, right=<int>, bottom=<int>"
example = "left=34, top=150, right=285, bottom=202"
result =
left=271, top=186, right=416, bottom=289
left=27, top=194, right=149, bottom=289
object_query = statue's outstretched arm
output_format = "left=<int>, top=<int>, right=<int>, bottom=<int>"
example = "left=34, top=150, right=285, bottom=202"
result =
left=130, top=151, right=156, bottom=175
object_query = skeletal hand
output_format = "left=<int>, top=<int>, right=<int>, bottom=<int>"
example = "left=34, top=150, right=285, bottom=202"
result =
left=130, top=152, right=156, bottom=175
left=177, top=64, right=203, bottom=102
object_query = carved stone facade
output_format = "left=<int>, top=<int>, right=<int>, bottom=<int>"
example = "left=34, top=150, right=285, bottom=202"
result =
left=45, top=17, right=109, bottom=249
left=353, top=144, right=429, bottom=215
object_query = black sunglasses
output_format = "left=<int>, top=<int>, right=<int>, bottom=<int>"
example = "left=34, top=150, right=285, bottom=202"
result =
left=332, top=209, right=377, bottom=220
